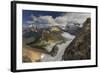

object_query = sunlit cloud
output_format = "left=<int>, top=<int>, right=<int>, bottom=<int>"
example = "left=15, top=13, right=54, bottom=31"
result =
left=25, top=12, right=90, bottom=29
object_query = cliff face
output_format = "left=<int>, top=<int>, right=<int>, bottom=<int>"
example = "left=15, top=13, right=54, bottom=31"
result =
left=62, top=18, right=91, bottom=60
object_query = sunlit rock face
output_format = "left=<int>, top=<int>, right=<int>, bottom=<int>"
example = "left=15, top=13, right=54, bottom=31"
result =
left=23, top=48, right=42, bottom=62
left=62, top=18, right=91, bottom=60
left=41, top=32, right=75, bottom=62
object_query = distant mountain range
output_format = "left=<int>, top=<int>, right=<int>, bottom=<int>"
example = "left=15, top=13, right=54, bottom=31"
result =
left=23, top=22, right=82, bottom=46
left=65, top=23, right=81, bottom=35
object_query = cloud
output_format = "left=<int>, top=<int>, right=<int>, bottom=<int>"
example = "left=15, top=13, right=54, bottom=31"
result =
left=55, top=16, right=67, bottom=26
left=63, top=12, right=91, bottom=24
left=38, top=16, right=57, bottom=26
left=26, top=12, right=90, bottom=28
left=37, top=15, right=68, bottom=27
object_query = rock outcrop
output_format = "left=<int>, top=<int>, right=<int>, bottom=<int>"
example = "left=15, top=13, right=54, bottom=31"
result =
left=62, top=18, right=91, bottom=60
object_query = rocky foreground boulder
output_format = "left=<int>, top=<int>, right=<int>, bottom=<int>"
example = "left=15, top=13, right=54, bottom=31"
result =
left=62, top=18, right=91, bottom=60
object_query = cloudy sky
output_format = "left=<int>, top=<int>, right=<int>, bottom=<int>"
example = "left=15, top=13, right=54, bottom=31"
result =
left=22, top=10, right=91, bottom=28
